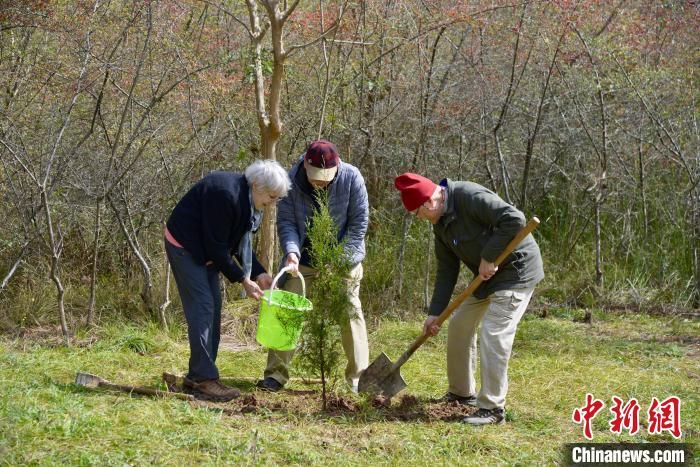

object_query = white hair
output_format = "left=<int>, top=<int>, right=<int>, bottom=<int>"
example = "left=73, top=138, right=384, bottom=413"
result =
left=245, top=159, right=291, bottom=198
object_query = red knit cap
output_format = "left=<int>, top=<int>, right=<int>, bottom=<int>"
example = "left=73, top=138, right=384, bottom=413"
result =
left=394, top=173, right=438, bottom=211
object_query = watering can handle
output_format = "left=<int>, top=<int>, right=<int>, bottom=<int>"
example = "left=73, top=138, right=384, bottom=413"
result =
left=268, top=265, right=306, bottom=305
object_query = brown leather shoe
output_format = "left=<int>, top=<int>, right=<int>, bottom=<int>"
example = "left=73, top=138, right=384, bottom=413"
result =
left=184, top=377, right=240, bottom=402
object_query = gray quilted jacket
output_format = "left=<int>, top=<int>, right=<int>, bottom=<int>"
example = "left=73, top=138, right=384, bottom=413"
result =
left=277, top=157, right=369, bottom=268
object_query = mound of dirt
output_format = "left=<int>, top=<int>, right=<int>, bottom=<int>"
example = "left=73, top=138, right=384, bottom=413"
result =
left=384, top=397, right=475, bottom=422
left=372, top=395, right=391, bottom=408
left=240, top=394, right=260, bottom=413
left=422, top=401, right=472, bottom=422
left=241, top=394, right=259, bottom=406
left=398, top=394, right=419, bottom=409
left=325, top=395, right=359, bottom=413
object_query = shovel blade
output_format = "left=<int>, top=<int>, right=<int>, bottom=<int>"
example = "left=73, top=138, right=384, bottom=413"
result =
left=75, top=372, right=104, bottom=389
left=358, top=352, right=407, bottom=398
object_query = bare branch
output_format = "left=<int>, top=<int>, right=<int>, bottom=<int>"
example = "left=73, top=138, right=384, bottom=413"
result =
left=107, top=3, right=154, bottom=179
left=0, top=137, right=38, bottom=186
left=594, top=0, right=627, bottom=38
left=280, top=0, right=302, bottom=23
left=355, top=3, right=524, bottom=78
left=202, top=0, right=254, bottom=38
left=285, top=1, right=349, bottom=59
left=0, top=241, right=29, bottom=293
left=286, top=21, right=340, bottom=58
left=611, top=53, right=695, bottom=185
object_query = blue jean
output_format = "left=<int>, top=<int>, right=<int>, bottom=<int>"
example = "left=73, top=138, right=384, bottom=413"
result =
left=165, top=240, right=222, bottom=381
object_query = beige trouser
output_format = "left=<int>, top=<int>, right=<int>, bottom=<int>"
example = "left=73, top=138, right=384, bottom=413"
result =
left=264, top=263, right=369, bottom=387
left=447, top=288, right=534, bottom=409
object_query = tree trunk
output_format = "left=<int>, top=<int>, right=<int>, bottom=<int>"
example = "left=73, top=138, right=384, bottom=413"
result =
left=595, top=199, right=603, bottom=288
left=458, top=131, right=464, bottom=179
left=495, top=134, right=513, bottom=204
left=360, top=128, right=380, bottom=209
left=638, top=137, right=648, bottom=238
left=41, top=190, right=69, bottom=342
left=257, top=117, right=279, bottom=272
left=0, top=242, right=28, bottom=294
left=316, top=0, right=335, bottom=139
left=519, top=25, right=565, bottom=209
left=108, top=194, right=156, bottom=319
left=159, top=242, right=171, bottom=330
left=395, top=212, right=412, bottom=301
left=319, top=328, right=327, bottom=411
left=247, top=1, right=293, bottom=273
left=693, top=189, right=700, bottom=308
left=492, top=4, right=529, bottom=205
left=258, top=204, right=277, bottom=272
left=87, top=197, right=102, bottom=327
left=423, top=233, right=431, bottom=311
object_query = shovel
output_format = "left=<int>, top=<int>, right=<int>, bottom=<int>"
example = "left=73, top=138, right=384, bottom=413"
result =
left=75, top=372, right=195, bottom=401
left=358, top=217, right=540, bottom=398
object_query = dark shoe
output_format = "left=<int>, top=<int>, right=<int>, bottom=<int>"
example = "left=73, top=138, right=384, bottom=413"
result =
left=462, top=407, right=506, bottom=426
left=182, top=375, right=198, bottom=390
left=184, top=377, right=240, bottom=402
left=256, top=377, right=284, bottom=392
left=440, top=392, right=477, bottom=406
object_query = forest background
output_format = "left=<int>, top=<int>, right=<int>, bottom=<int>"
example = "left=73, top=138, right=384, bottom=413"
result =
left=0, top=0, right=698, bottom=336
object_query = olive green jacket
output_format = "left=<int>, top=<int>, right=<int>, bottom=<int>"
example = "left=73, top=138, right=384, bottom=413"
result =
left=428, top=179, right=544, bottom=316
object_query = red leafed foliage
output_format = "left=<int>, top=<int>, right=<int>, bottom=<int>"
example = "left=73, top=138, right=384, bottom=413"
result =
left=0, top=0, right=52, bottom=25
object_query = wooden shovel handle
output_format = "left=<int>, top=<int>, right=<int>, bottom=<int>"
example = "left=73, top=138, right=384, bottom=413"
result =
left=391, top=217, right=540, bottom=371
left=99, top=382, right=195, bottom=401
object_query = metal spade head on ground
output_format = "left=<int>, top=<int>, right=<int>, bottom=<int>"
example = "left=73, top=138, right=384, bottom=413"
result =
left=75, top=371, right=194, bottom=401
left=75, top=372, right=107, bottom=388
left=357, top=352, right=406, bottom=397
left=358, top=218, right=540, bottom=399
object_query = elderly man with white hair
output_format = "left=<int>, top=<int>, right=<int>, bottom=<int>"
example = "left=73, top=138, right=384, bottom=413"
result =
left=165, top=160, right=291, bottom=401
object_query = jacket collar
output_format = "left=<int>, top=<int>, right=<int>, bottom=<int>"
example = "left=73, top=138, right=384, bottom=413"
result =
left=437, top=178, right=457, bottom=227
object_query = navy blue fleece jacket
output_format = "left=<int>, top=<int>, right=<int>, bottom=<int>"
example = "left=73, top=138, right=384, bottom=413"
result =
left=166, top=171, right=265, bottom=283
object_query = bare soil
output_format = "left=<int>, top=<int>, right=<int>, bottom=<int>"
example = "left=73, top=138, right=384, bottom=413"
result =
left=163, top=373, right=474, bottom=421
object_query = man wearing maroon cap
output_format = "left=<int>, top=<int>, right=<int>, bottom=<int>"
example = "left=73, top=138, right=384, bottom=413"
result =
left=394, top=173, right=544, bottom=425
left=256, top=140, right=370, bottom=393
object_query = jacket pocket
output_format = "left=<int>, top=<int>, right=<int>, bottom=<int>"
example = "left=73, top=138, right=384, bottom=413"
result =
left=504, top=250, right=524, bottom=274
left=166, top=242, right=189, bottom=258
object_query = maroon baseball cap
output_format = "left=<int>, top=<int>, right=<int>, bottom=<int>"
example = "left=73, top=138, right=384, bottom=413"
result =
left=304, top=140, right=339, bottom=181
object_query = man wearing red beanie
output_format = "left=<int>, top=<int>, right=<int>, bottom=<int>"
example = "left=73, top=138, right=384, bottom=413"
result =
left=394, top=173, right=544, bottom=425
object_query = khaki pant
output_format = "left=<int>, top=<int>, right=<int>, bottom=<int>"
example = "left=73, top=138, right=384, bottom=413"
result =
left=264, top=263, right=369, bottom=387
left=447, top=288, right=534, bottom=409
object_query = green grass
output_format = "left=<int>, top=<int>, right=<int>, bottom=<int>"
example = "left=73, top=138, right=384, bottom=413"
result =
left=0, top=309, right=698, bottom=465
